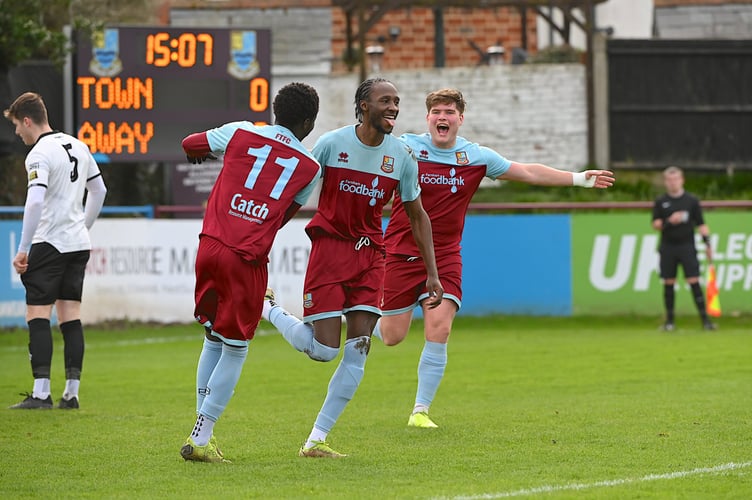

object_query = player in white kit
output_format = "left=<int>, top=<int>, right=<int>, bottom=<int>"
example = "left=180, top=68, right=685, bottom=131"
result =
left=4, top=92, right=107, bottom=410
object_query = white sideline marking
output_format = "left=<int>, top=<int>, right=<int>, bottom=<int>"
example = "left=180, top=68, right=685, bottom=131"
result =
left=438, top=461, right=751, bottom=500
left=0, top=328, right=279, bottom=352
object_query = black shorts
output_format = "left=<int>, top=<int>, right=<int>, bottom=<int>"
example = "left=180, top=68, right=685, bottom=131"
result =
left=21, top=242, right=90, bottom=305
left=659, top=242, right=700, bottom=280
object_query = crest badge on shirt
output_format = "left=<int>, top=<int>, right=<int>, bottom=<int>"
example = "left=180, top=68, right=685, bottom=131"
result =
left=381, top=155, right=395, bottom=173
left=455, top=151, right=469, bottom=165
left=303, top=293, right=314, bottom=309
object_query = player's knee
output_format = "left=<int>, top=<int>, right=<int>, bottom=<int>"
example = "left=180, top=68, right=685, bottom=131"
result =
left=381, top=328, right=407, bottom=346
left=306, top=338, right=339, bottom=362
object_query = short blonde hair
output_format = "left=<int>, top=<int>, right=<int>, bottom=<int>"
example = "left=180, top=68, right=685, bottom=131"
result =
left=663, top=165, right=683, bottom=177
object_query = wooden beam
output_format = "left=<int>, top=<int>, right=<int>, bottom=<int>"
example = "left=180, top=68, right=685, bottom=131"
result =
left=583, top=0, right=595, bottom=166
left=533, top=6, right=567, bottom=40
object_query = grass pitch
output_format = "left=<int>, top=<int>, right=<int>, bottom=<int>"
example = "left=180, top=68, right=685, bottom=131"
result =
left=0, top=315, right=750, bottom=499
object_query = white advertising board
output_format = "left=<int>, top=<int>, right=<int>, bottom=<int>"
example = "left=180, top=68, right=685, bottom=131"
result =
left=83, top=219, right=311, bottom=324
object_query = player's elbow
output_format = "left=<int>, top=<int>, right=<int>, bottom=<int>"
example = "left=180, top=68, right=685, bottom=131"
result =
left=182, top=132, right=210, bottom=155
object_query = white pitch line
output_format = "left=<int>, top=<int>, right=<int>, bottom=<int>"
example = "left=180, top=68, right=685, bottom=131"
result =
left=437, top=461, right=752, bottom=500
left=0, top=328, right=280, bottom=353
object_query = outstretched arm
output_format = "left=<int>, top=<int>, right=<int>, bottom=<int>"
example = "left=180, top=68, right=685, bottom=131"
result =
left=182, top=132, right=217, bottom=164
left=403, top=196, right=443, bottom=308
left=499, top=162, right=615, bottom=188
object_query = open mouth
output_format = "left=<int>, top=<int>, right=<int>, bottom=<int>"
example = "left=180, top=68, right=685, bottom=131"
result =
left=437, top=123, right=450, bottom=135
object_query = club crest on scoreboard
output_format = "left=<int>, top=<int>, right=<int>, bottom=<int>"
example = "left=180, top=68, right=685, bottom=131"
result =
left=89, top=28, right=123, bottom=77
left=227, top=31, right=260, bottom=80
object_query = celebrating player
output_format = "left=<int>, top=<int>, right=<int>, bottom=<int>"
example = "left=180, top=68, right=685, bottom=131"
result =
left=372, top=88, right=614, bottom=428
left=263, top=77, right=443, bottom=458
left=179, top=82, right=321, bottom=462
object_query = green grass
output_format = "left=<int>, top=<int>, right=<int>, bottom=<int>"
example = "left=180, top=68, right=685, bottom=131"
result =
left=1, top=315, right=750, bottom=499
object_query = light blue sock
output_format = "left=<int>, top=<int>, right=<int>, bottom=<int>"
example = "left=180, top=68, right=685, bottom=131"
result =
left=415, top=341, right=447, bottom=408
left=371, top=319, right=383, bottom=341
left=195, top=337, right=223, bottom=413
left=269, top=306, right=338, bottom=361
left=313, top=336, right=370, bottom=433
left=269, top=305, right=315, bottom=352
left=199, top=343, right=248, bottom=422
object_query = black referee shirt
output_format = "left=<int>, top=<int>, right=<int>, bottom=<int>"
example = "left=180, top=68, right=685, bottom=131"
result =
left=652, top=192, right=705, bottom=246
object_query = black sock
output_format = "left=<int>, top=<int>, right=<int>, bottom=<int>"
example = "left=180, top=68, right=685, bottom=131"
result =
left=60, top=319, right=85, bottom=380
left=28, top=318, right=52, bottom=379
left=663, top=284, right=675, bottom=323
left=690, top=282, right=708, bottom=321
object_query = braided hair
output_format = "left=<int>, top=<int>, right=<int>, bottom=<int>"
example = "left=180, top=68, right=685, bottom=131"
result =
left=353, top=77, right=391, bottom=123
left=273, top=82, right=319, bottom=130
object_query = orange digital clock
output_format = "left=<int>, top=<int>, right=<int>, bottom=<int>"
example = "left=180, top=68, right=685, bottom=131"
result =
left=145, top=32, right=214, bottom=68
left=74, top=26, right=272, bottom=162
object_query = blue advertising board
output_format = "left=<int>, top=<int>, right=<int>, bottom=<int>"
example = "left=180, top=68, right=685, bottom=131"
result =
left=0, top=221, right=27, bottom=326
left=459, top=214, right=572, bottom=316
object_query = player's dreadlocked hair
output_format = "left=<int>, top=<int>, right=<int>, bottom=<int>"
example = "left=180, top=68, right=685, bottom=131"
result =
left=273, top=82, right=319, bottom=130
left=354, top=77, right=391, bottom=123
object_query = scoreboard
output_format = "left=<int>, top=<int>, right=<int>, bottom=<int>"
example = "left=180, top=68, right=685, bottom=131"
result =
left=74, top=26, right=271, bottom=162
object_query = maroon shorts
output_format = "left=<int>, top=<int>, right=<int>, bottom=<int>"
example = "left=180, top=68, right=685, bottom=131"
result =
left=302, top=236, right=385, bottom=322
left=382, top=252, right=463, bottom=314
left=194, top=236, right=266, bottom=344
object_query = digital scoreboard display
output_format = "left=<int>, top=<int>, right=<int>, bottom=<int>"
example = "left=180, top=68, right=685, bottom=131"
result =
left=74, top=26, right=271, bottom=162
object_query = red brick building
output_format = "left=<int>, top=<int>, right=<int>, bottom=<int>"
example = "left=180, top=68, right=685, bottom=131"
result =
left=166, top=1, right=748, bottom=72
left=166, top=1, right=540, bottom=71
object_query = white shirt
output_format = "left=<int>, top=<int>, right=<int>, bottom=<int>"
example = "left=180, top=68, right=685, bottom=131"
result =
left=23, top=131, right=103, bottom=253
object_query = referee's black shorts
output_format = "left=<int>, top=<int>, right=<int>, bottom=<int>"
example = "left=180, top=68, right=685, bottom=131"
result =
left=21, top=242, right=90, bottom=305
left=659, top=242, right=700, bottom=280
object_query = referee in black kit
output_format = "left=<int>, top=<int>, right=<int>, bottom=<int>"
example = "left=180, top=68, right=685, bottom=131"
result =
left=651, top=166, right=716, bottom=332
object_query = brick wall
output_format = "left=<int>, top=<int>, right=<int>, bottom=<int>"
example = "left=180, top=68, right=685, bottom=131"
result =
left=169, top=2, right=539, bottom=70
left=272, top=64, right=588, bottom=173
left=331, top=7, right=538, bottom=71
left=168, top=3, right=587, bottom=170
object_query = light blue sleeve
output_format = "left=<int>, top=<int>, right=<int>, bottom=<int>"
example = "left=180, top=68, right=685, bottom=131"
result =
left=398, top=148, right=421, bottom=203
left=206, top=121, right=249, bottom=153
left=481, top=145, right=512, bottom=179
left=311, top=134, right=331, bottom=172
left=293, top=170, right=321, bottom=205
